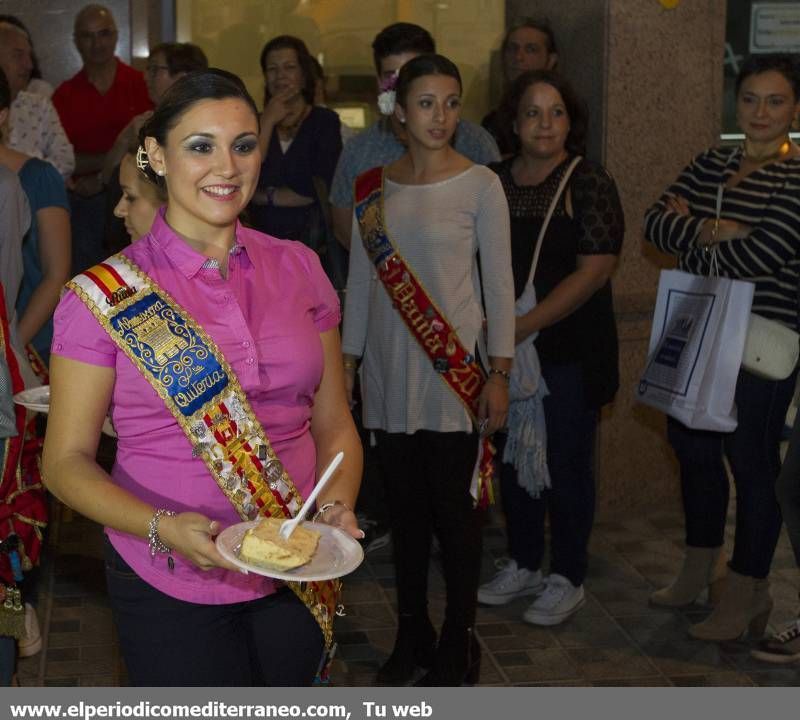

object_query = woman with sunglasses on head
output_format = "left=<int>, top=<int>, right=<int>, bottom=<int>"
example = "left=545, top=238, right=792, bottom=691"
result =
left=43, top=69, right=362, bottom=686
left=343, top=54, right=515, bottom=686
left=644, top=53, right=800, bottom=642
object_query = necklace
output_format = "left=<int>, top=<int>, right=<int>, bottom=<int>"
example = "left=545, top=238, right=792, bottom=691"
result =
left=277, top=105, right=311, bottom=139
left=742, top=136, right=793, bottom=164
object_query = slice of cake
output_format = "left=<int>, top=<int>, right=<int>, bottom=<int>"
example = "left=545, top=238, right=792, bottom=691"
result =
left=239, top=517, right=321, bottom=571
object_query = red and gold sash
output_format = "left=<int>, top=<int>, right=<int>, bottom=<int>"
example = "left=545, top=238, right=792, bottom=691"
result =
left=69, top=256, right=341, bottom=675
left=354, top=166, right=494, bottom=506
left=0, top=283, right=47, bottom=638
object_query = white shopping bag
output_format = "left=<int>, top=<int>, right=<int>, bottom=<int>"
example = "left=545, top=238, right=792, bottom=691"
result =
left=636, top=269, right=754, bottom=432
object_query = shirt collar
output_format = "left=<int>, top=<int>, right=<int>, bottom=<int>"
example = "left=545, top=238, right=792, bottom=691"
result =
left=147, top=207, right=252, bottom=278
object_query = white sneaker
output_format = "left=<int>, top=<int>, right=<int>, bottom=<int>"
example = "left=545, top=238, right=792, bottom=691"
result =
left=522, top=574, right=585, bottom=626
left=477, top=559, right=545, bottom=606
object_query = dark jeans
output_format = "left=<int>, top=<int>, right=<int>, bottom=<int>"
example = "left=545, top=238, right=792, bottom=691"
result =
left=0, top=636, right=13, bottom=686
left=667, top=368, right=797, bottom=579
left=499, top=362, right=598, bottom=587
left=374, top=430, right=481, bottom=628
left=104, top=537, right=324, bottom=686
left=776, top=403, right=800, bottom=568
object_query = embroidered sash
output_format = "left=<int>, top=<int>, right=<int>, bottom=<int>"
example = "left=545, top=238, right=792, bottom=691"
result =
left=354, top=166, right=494, bottom=506
left=68, top=256, right=340, bottom=661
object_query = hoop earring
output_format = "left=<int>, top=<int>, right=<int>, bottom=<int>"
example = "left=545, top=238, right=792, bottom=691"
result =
left=135, top=145, right=149, bottom=172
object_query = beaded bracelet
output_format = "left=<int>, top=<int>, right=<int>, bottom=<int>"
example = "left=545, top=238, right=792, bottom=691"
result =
left=488, top=368, right=511, bottom=382
left=342, top=358, right=358, bottom=371
left=312, top=500, right=353, bottom=523
left=147, top=508, right=176, bottom=558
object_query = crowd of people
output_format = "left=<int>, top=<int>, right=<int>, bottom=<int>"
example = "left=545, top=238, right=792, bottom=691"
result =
left=0, top=2, right=799, bottom=688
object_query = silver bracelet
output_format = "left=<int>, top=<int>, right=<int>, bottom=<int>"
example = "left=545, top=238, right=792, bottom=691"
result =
left=147, top=509, right=176, bottom=558
left=312, top=500, right=353, bottom=523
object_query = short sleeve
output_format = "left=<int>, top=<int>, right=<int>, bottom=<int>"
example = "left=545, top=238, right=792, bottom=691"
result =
left=22, top=160, right=69, bottom=214
left=329, top=136, right=358, bottom=208
left=51, top=289, right=116, bottom=367
left=295, top=245, right=341, bottom=332
left=570, top=161, right=624, bottom=255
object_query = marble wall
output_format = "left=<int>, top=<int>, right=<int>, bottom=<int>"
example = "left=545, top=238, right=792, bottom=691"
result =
left=506, top=0, right=727, bottom=513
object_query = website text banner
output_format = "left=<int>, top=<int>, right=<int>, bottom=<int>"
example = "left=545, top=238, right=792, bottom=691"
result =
left=3, top=687, right=794, bottom=720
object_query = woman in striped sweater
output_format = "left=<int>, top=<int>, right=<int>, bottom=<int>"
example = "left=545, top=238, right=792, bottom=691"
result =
left=644, top=54, right=800, bottom=643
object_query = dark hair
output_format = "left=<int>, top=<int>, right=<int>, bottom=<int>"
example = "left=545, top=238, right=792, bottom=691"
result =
left=395, top=53, right=462, bottom=109
left=0, top=16, right=42, bottom=80
left=735, top=53, right=800, bottom=99
left=258, top=35, right=316, bottom=106
left=150, top=42, right=208, bottom=77
left=500, top=69, right=587, bottom=156
left=371, top=23, right=435, bottom=74
left=138, top=69, right=259, bottom=186
left=502, top=17, right=558, bottom=57
left=0, top=68, right=10, bottom=111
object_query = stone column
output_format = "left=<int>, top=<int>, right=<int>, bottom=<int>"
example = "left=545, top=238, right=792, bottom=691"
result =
left=505, top=0, right=727, bottom=512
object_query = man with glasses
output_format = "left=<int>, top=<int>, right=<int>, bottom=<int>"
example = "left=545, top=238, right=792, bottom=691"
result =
left=52, top=4, right=151, bottom=272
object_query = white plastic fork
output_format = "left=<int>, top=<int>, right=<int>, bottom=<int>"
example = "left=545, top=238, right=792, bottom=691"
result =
left=279, top=451, right=344, bottom=540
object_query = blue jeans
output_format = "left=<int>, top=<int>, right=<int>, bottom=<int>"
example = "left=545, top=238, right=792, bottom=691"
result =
left=667, top=368, right=797, bottom=579
left=499, top=363, right=599, bottom=587
left=104, top=537, right=324, bottom=686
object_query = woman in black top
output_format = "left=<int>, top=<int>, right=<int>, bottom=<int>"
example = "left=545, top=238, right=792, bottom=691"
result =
left=248, top=36, right=342, bottom=254
left=478, top=70, right=623, bottom=626
left=644, top=54, right=800, bottom=643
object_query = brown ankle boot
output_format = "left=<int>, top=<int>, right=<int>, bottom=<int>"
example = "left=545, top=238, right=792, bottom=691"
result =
left=650, top=546, right=726, bottom=607
left=688, top=570, right=772, bottom=642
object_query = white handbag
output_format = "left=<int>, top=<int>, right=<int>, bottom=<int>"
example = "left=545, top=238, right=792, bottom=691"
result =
left=742, top=313, right=799, bottom=381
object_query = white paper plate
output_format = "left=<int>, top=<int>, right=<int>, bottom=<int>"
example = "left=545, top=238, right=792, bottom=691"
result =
left=215, top=519, right=364, bottom=582
left=12, top=385, right=117, bottom=437
left=13, top=385, right=49, bottom=413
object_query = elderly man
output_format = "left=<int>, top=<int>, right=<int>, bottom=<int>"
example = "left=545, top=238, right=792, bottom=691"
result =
left=52, top=4, right=151, bottom=273
left=0, top=22, right=74, bottom=178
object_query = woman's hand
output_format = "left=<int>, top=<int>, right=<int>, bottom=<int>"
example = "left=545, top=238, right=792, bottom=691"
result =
left=314, top=503, right=364, bottom=540
left=478, top=376, right=509, bottom=435
left=262, top=86, right=300, bottom=127
left=665, top=194, right=691, bottom=216
left=697, top=218, right=753, bottom=247
left=158, top=512, right=242, bottom=572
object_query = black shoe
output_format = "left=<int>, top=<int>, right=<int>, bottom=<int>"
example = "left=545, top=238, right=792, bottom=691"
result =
left=414, top=624, right=481, bottom=687
left=375, top=615, right=437, bottom=686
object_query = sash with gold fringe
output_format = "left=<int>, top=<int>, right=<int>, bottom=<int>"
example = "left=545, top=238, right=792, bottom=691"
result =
left=68, top=256, right=340, bottom=676
left=354, top=166, right=494, bottom=507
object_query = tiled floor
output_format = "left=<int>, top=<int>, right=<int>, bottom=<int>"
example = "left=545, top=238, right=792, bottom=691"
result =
left=15, top=502, right=800, bottom=687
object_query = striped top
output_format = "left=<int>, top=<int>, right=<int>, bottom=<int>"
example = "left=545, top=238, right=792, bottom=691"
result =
left=644, top=146, right=800, bottom=329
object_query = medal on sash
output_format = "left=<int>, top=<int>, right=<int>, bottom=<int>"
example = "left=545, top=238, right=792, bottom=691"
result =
left=69, top=256, right=341, bottom=678
left=354, top=166, right=494, bottom=507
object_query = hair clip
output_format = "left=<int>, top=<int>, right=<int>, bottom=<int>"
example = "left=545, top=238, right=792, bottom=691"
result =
left=135, top=145, right=149, bottom=172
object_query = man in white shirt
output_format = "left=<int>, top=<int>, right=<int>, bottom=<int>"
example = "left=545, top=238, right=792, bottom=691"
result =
left=0, top=22, right=74, bottom=178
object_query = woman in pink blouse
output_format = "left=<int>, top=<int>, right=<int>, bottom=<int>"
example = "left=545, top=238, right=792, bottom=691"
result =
left=42, top=70, right=362, bottom=686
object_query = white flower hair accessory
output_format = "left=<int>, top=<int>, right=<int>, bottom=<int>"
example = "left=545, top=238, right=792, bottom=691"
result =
left=377, top=71, right=399, bottom=116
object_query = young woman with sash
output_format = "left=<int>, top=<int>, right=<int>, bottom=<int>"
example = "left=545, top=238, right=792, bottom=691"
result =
left=42, top=70, right=363, bottom=687
left=342, top=54, right=515, bottom=686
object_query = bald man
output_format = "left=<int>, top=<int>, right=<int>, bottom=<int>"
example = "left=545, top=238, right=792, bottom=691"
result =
left=52, top=4, right=151, bottom=272
left=0, top=22, right=74, bottom=178
left=52, top=4, right=151, bottom=198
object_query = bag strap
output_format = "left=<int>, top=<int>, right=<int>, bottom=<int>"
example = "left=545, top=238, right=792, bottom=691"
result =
left=525, top=156, right=583, bottom=288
